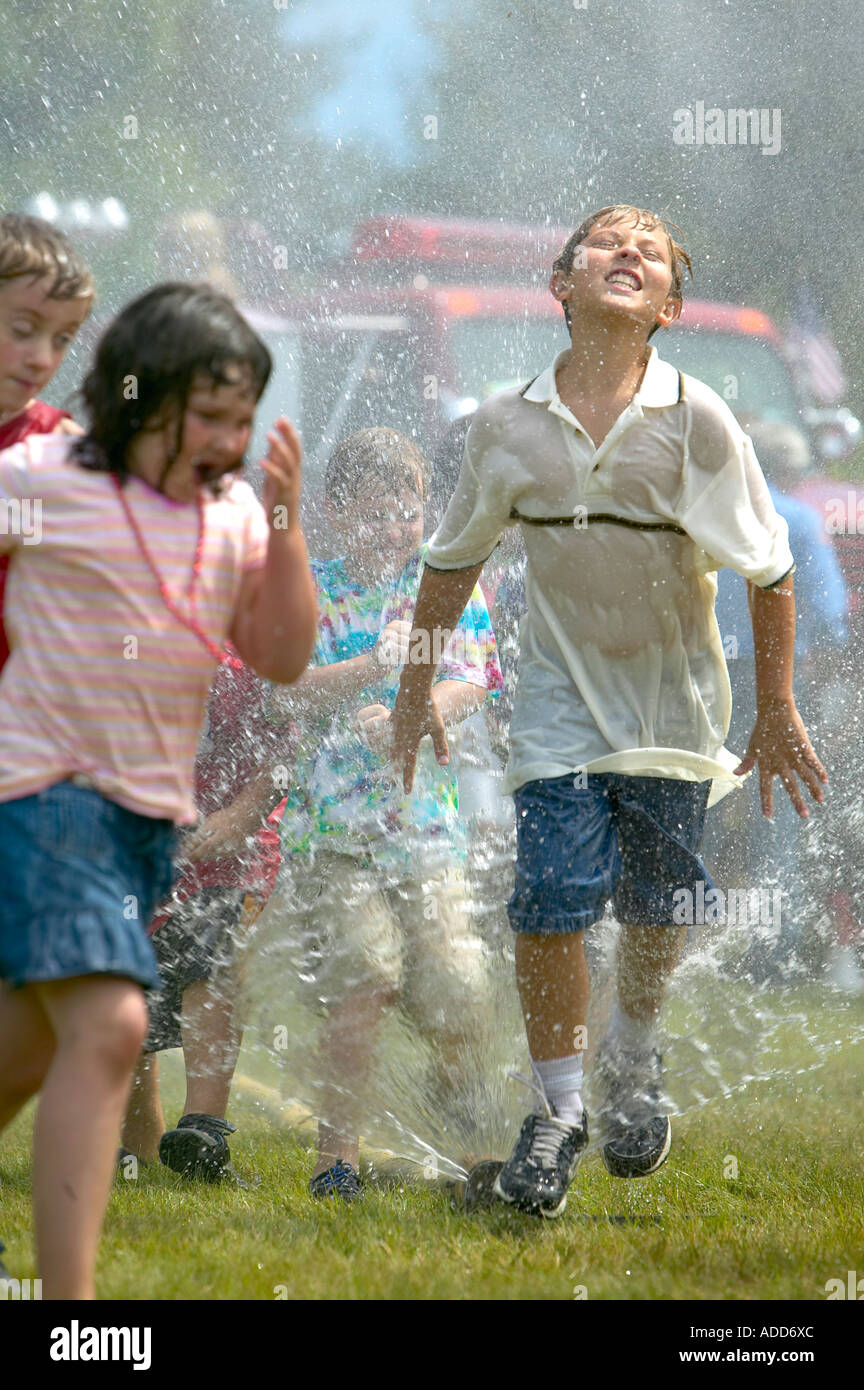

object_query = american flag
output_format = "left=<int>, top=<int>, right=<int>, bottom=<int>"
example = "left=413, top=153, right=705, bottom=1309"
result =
left=787, top=282, right=847, bottom=405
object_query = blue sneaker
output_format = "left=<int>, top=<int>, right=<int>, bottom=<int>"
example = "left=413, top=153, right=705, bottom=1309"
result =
left=309, top=1161, right=362, bottom=1202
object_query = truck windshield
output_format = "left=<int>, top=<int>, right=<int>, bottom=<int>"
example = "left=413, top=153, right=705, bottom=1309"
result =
left=252, top=321, right=422, bottom=490
left=448, top=317, right=566, bottom=399
left=660, top=328, right=802, bottom=427
left=448, top=318, right=802, bottom=431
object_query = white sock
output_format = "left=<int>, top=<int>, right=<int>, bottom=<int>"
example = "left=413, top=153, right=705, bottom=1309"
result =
left=607, top=1001, right=656, bottom=1055
left=531, top=1053, right=584, bottom=1126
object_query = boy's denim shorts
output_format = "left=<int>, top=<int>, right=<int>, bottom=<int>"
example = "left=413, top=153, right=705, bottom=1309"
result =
left=0, top=782, right=177, bottom=991
left=508, top=773, right=714, bottom=934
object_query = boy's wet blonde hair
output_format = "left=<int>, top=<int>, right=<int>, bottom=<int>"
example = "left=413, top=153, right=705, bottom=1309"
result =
left=325, top=427, right=426, bottom=509
left=553, top=205, right=692, bottom=336
left=0, top=213, right=94, bottom=301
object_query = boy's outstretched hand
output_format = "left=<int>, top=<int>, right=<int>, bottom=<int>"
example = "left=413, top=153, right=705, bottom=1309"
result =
left=735, top=695, right=828, bottom=818
left=390, top=682, right=449, bottom=794
left=261, top=417, right=302, bottom=533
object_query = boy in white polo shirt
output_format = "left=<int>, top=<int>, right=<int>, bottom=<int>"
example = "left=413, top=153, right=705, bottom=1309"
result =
left=391, top=204, right=827, bottom=1217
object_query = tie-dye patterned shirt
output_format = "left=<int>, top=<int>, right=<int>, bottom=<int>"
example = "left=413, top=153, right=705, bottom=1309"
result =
left=276, top=545, right=503, bottom=871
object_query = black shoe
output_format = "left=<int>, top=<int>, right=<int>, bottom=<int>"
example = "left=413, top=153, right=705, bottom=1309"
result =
left=309, top=1162, right=362, bottom=1202
left=158, top=1113, right=242, bottom=1184
left=0, top=1239, right=10, bottom=1281
left=459, top=1159, right=505, bottom=1213
left=597, top=1046, right=671, bottom=1180
left=494, top=1084, right=589, bottom=1219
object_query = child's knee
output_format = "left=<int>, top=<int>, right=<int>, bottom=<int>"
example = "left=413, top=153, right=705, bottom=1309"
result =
left=60, top=986, right=150, bottom=1073
left=109, top=993, right=150, bottom=1067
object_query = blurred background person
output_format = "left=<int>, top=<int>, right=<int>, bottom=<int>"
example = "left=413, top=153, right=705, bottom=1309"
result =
left=705, top=419, right=848, bottom=982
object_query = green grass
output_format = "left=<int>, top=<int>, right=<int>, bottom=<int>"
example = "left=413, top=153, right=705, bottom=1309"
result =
left=2, top=1022, right=863, bottom=1300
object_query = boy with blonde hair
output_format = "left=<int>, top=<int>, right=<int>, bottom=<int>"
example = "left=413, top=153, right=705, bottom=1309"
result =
left=392, top=205, right=826, bottom=1217
left=0, top=213, right=92, bottom=1280
left=0, top=213, right=93, bottom=673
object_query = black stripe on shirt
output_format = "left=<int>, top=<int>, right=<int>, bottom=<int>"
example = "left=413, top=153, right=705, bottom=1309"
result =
left=758, top=563, right=796, bottom=590
left=509, top=508, right=687, bottom=536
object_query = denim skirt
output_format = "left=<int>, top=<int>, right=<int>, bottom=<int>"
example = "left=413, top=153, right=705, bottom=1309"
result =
left=0, top=781, right=176, bottom=990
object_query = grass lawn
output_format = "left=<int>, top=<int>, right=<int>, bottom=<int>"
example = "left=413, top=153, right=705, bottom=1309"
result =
left=2, top=993, right=862, bottom=1301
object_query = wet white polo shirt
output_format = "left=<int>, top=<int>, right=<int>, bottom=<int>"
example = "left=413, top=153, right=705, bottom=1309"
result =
left=425, top=347, right=794, bottom=805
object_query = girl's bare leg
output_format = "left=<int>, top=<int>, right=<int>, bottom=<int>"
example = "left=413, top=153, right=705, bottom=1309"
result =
left=32, top=975, right=149, bottom=1300
left=0, top=983, right=55, bottom=1131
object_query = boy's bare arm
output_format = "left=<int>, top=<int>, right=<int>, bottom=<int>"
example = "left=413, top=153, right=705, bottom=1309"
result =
left=391, top=562, right=485, bottom=791
left=269, top=650, right=376, bottom=724
left=269, top=618, right=414, bottom=724
left=431, top=678, right=486, bottom=726
left=735, top=575, right=828, bottom=817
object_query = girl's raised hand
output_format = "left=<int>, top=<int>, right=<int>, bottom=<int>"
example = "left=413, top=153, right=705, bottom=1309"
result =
left=260, top=417, right=302, bottom=532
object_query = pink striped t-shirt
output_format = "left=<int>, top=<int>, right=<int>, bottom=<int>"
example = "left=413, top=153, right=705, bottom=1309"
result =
left=0, top=434, right=270, bottom=823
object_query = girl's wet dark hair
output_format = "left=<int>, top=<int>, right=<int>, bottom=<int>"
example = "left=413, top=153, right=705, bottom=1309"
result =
left=72, top=281, right=272, bottom=487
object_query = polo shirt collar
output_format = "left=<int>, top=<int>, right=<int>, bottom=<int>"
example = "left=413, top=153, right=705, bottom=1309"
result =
left=523, top=344, right=681, bottom=409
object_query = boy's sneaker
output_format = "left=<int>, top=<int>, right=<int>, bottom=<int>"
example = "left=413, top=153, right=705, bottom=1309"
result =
left=0, top=1239, right=10, bottom=1281
left=158, top=1113, right=243, bottom=1184
left=595, top=1045, right=671, bottom=1180
left=309, top=1161, right=362, bottom=1202
left=493, top=1073, right=589, bottom=1218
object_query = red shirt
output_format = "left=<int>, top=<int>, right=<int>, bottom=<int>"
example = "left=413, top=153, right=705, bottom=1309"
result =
left=149, top=658, right=292, bottom=931
left=0, top=401, right=71, bottom=671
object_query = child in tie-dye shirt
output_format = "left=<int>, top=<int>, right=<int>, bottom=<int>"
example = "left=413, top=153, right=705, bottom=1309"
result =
left=267, top=427, right=503, bottom=1199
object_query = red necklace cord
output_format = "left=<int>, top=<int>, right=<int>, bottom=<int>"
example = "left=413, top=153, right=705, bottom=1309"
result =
left=111, top=474, right=243, bottom=669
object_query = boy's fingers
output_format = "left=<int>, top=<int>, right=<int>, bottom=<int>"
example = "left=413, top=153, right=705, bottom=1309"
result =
left=797, top=759, right=827, bottom=803
left=430, top=720, right=449, bottom=766
left=780, top=769, right=808, bottom=819
left=400, top=746, right=419, bottom=794
left=803, top=749, right=828, bottom=784
left=759, top=768, right=774, bottom=818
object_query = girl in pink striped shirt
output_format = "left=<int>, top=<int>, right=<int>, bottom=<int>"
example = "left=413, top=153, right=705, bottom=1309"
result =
left=0, top=282, right=317, bottom=1298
